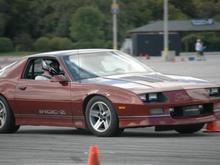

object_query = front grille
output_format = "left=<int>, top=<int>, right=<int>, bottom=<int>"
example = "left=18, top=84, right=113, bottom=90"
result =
left=170, top=103, right=213, bottom=118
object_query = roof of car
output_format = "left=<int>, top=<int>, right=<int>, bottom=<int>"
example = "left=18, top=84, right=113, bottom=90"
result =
left=27, top=49, right=115, bottom=58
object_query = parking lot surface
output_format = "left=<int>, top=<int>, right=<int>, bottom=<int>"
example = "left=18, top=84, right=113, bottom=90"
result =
left=0, top=55, right=220, bottom=165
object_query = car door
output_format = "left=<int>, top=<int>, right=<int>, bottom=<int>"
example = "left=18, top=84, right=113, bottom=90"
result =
left=15, top=57, right=73, bottom=126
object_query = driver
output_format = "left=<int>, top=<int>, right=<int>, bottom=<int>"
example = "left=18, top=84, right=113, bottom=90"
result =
left=35, top=60, right=60, bottom=80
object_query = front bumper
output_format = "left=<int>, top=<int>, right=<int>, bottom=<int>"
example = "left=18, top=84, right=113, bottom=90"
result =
left=119, top=114, right=216, bottom=128
left=116, top=101, right=220, bottom=128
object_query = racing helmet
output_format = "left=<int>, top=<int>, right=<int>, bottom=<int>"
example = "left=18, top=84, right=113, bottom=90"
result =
left=42, top=60, right=60, bottom=75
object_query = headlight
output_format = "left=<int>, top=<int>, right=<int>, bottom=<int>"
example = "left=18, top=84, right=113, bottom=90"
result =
left=139, top=93, right=166, bottom=103
left=207, top=88, right=220, bottom=97
left=148, top=93, right=159, bottom=101
left=139, top=94, right=147, bottom=101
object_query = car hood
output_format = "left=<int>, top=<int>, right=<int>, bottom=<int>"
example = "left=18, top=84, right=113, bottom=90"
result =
left=81, top=72, right=211, bottom=94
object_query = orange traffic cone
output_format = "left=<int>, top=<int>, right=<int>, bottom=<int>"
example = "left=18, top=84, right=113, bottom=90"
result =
left=203, top=120, right=220, bottom=133
left=87, top=145, right=100, bottom=165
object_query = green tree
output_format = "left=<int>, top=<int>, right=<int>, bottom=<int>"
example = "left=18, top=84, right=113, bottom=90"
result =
left=0, top=37, right=13, bottom=52
left=0, top=0, right=10, bottom=36
left=5, top=0, right=34, bottom=38
left=31, top=0, right=88, bottom=38
left=0, top=0, right=220, bottom=51
left=170, top=0, right=196, bottom=18
left=119, top=0, right=153, bottom=43
left=69, top=6, right=105, bottom=48
left=0, top=13, right=8, bottom=36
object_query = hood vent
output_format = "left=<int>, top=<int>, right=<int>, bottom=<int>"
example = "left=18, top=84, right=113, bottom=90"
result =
left=121, top=74, right=176, bottom=83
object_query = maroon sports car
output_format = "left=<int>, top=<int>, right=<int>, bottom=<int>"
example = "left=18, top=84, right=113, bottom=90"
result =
left=0, top=49, right=220, bottom=136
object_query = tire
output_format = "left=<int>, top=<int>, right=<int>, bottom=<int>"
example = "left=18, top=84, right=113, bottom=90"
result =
left=76, top=128, right=91, bottom=134
left=85, top=96, right=119, bottom=137
left=174, top=123, right=205, bottom=134
left=116, top=128, right=125, bottom=136
left=0, top=96, right=20, bottom=133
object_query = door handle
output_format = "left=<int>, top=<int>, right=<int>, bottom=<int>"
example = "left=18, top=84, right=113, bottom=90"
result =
left=18, top=86, right=27, bottom=90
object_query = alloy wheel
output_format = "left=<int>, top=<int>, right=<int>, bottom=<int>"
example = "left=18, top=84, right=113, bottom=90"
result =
left=89, top=101, right=112, bottom=133
left=0, top=101, right=7, bottom=129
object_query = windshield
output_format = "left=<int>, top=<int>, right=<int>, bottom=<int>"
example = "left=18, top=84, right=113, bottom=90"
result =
left=63, top=50, right=153, bottom=80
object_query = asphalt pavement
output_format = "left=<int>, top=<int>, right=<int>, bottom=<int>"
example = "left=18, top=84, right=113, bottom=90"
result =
left=0, top=54, right=220, bottom=165
left=139, top=54, right=220, bottom=83
left=0, top=127, right=220, bottom=165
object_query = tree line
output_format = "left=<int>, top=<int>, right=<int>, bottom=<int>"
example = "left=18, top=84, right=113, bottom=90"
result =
left=0, top=0, right=220, bottom=52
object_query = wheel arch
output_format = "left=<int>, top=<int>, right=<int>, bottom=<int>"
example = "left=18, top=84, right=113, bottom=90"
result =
left=0, top=93, right=15, bottom=119
left=82, top=93, right=121, bottom=137
left=0, top=92, right=19, bottom=133
left=82, top=94, right=114, bottom=116
left=0, top=93, right=8, bottom=101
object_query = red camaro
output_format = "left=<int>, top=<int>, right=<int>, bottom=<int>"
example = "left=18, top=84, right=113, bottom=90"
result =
left=0, top=49, right=220, bottom=136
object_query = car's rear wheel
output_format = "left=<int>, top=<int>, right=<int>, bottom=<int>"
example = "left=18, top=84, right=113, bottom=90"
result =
left=174, top=123, right=205, bottom=134
left=0, top=96, right=20, bottom=133
left=85, top=96, right=119, bottom=137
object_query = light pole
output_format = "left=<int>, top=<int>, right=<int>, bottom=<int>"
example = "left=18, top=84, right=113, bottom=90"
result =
left=112, top=0, right=119, bottom=50
left=163, top=0, right=169, bottom=60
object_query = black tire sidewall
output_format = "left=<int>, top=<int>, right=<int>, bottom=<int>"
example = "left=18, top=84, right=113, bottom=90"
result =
left=0, top=96, right=18, bottom=133
left=85, top=96, right=119, bottom=137
left=174, top=123, right=205, bottom=134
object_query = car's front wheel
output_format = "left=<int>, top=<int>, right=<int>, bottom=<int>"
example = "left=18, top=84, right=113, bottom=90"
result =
left=85, top=96, right=119, bottom=137
left=174, top=123, right=205, bottom=134
left=0, top=96, right=20, bottom=133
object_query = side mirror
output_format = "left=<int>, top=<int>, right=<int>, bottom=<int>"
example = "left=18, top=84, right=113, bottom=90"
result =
left=51, top=75, right=68, bottom=83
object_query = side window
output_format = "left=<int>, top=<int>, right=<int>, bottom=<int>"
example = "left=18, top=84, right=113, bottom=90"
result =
left=23, top=59, right=43, bottom=79
left=23, top=58, right=63, bottom=80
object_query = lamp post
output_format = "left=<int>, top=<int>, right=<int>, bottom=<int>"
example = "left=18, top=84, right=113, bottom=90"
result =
left=112, top=0, right=119, bottom=50
left=163, top=0, right=169, bottom=60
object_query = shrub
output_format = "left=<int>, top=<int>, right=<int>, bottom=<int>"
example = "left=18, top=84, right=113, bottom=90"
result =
left=49, top=37, right=61, bottom=51
left=0, top=37, right=13, bottom=52
left=57, top=38, right=73, bottom=50
left=34, top=37, right=50, bottom=52
left=14, top=33, right=33, bottom=51
left=49, top=37, right=73, bottom=51
left=34, top=36, right=73, bottom=52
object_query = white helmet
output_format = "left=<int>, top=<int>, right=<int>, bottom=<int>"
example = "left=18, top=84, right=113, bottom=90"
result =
left=42, top=60, right=60, bottom=75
